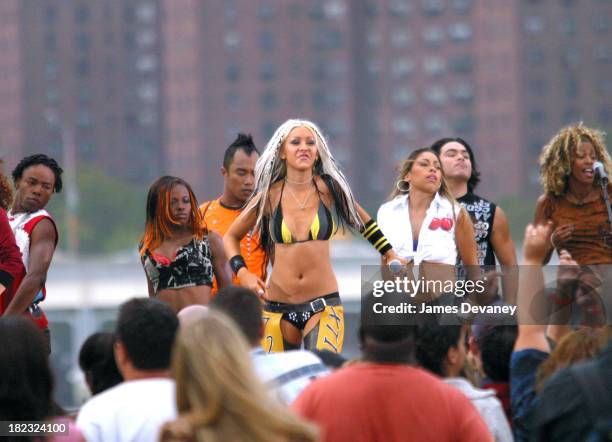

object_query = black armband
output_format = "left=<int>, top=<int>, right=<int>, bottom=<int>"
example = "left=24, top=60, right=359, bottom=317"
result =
left=362, top=220, right=392, bottom=255
left=229, top=255, right=247, bottom=274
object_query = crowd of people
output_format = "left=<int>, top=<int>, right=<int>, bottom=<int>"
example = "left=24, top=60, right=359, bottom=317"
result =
left=0, top=120, right=611, bottom=441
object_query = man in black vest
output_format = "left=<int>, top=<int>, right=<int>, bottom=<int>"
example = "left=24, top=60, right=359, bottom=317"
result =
left=432, top=138, right=517, bottom=303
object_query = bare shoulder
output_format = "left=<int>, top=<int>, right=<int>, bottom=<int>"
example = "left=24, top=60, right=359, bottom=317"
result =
left=534, top=193, right=553, bottom=223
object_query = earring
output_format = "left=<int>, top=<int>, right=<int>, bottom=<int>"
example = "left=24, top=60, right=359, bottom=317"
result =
left=396, top=180, right=410, bottom=193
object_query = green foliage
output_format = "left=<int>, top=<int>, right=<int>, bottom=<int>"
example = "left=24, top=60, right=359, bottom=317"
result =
left=498, top=195, right=535, bottom=242
left=47, top=166, right=147, bottom=255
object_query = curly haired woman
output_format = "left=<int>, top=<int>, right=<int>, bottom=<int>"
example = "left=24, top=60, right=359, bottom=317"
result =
left=534, top=123, right=612, bottom=264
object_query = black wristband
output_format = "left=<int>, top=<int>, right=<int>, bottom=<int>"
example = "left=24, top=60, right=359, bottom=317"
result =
left=362, top=220, right=392, bottom=255
left=229, top=255, right=247, bottom=274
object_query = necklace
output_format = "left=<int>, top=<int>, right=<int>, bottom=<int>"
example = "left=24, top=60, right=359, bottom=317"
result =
left=286, top=183, right=313, bottom=210
left=285, top=176, right=313, bottom=185
left=567, top=189, right=597, bottom=206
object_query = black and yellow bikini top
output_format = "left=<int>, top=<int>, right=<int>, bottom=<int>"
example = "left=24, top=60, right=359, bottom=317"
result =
left=269, top=180, right=336, bottom=244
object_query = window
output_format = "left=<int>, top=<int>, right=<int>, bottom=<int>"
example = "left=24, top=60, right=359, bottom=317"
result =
left=365, top=2, right=380, bottom=17
left=75, top=4, right=90, bottom=24
left=224, top=31, right=240, bottom=50
left=594, top=45, right=612, bottom=63
left=289, top=4, right=301, bottom=19
left=260, top=90, right=277, bottom=110
left=449, top=54, right=474, bottom=73
left=45, top=5, right=57, bottom=24
left=76, top=33, right=92, bottom=51
left=75, top=59, right=91, bottom=77
left=562, top=47, right=580, bottom=67
left=598, top=79, right=612, bottom=95
left=259, top=62, right=277, bottom=81
left=77, top=110, right=94, bottom=129
left=391, top=58, right=415, bottom=78
left=425, top=115, right=448, bottom=135
left=326, top=119, right=347, bottom=137
left=45, top=33, right=57, bottom=51
left=308, top=3, right=325, bottom=20
left=592, top=16, right=610, bottom=32
left=258, top=3, right=275, bottom=20
left=559, top=17, right=576, bottom=35
left=312, top=29, right=343, bottom=50
left=77, top=87, right=94, bottom=105
left=448, top=23, right=472, bottom=41
left=136, top=30, right=156, bottom=47
left=45, top=109, right=60, bottom=129
left=312, top=60, right=346, bottom=81
left=422, top=0, right=444, bottom=16
left=312, top=89, right=346, bottom=111
left=599, top=108, right=611, bottom=124
left=529, top=109, right=547, bottom=124
left=525, top=49, right=545, bottom=65
left=389, top=0, right=411, bottom=17
left=392, top=117, right=416, bottom=136
left=527, top=78, right=548, bottom=97
left=136, top=3, right=156, bottom=23
left=46, top=88, right=59, bottom=105
left=261, top=121, right=276, bottom=139
left=138, top=110, right=157, bottom=127
left=138, top=83, right=158, bottom=103
left=135, top=55, right=157, bottom=73
left=367, top=60, right=382, bottom=76
left=390, top=30, right=412, bottom=48
left=78, top=139, right=96, bottom=154
left=225, top=65, right=240, bottom=82
left=562, top=108, right=580, bottom=122
left=367, top=32, right=381, bottom=48
left=453, top=116, right=475, bottom=134
left=226, top=90, right=241, bottom=111
left=324, top=1, right=346, bottom=19
left=422, top=26, right=445, bottom=45
left=565, top=77, right=579, bottom=97
left=259, top=32, right=275, bottom=52
left=392, top=87, right=416, bottom=107
left=423, top=57, right=446, bottom=76
left=451, top=83, right=474, bottom=103
left=524, top=16, right=544, bottom=33
left=424, top=86, right=447, bottom=106
left=451, top=0, right=472, bottom=14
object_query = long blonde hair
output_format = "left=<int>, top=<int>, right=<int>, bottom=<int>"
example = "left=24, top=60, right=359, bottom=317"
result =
left=539, top=123, right=610, bottom=196
left=161, top=311, right=318, bottom=442
left=249, top=119, right=363, bottom=247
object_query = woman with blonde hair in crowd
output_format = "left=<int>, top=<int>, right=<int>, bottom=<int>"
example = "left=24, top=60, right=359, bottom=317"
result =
left=535, top=327, right=603, bottom=392
left=139, top=176, right=231, bottom=313
left=160, top=311, right=318, bottom=442
left=224, top=119, right=401, bottom=353
left=535, top=123, right=612, bottom=264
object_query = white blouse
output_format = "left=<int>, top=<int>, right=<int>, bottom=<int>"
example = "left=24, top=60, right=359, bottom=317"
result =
left=377, top=193, right=461, bottom=265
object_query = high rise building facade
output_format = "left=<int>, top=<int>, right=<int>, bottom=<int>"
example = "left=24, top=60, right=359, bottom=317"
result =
left=0, top=0, right=164, bottom=183
left=1, top=1, right=610, bottom=205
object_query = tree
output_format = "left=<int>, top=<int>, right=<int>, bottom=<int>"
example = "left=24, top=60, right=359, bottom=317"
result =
left=48, top=166, right=147, bottom=255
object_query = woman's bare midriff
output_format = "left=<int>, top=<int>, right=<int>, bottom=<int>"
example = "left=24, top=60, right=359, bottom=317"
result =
left=155, top=285, right=212, bottom=313
left=267, top=241, right=338, bottom=304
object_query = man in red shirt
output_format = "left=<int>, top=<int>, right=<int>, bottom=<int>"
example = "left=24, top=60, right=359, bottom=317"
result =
left=0, top=155, right=25, bottom=308
left=292, top=321, right=492, bottom=442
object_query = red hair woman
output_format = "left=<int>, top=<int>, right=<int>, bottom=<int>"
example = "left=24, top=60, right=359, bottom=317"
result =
left=140, top=176, right=231, bottom=312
